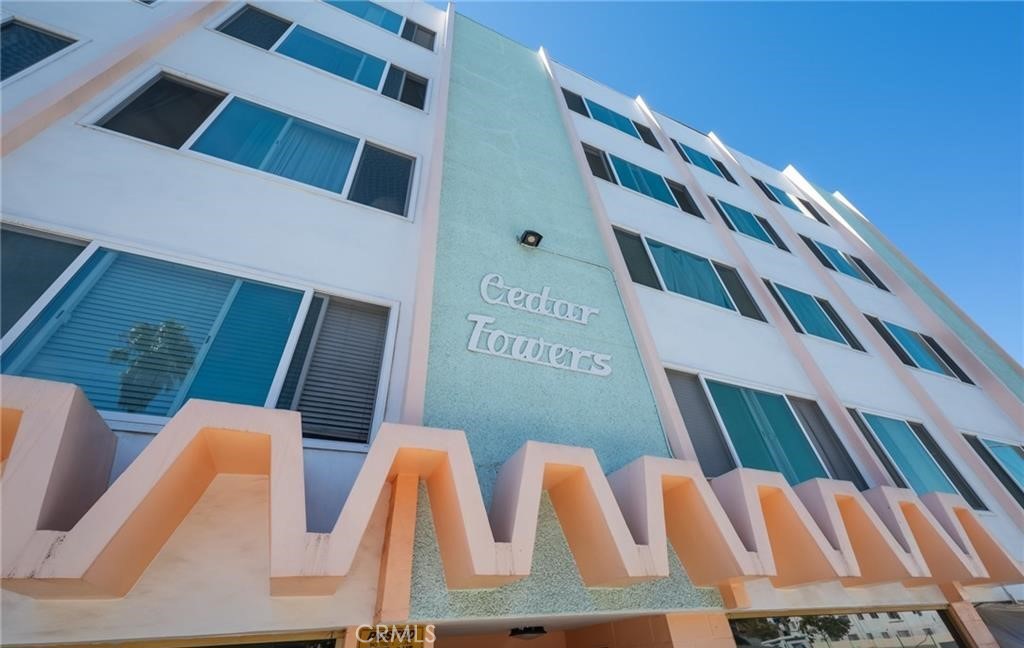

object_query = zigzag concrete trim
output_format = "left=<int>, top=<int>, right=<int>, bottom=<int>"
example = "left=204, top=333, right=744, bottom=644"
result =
left=1, top=376, right=1020, bottom=603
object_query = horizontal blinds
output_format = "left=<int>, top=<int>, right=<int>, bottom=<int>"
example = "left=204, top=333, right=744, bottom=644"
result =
left=295, top=297, right=389, bottom=442
left=14, top=252, right=234, bottom=415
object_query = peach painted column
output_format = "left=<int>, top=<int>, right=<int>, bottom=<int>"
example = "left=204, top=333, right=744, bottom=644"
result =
left=665, top=613, right=736, bottom=648
left=944, top=602, right=999, bottom=648
left=537, top=49, right=697, bottom=462
left=375, top=474, right=420, bottom=623
left=1, top=1, right=225, bottom=156
left=632, top=99, right=892, bottom=487
left=401, top=3, right=456, bottom=426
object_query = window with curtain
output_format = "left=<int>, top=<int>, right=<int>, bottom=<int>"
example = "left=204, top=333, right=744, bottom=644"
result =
left=882, top=321, right=953, bottom=376
left=583, top=99, right=639, bottom=138
left=216, top=5, right=291, bottom=50
left=1, top=19, right=75, bottom=81
left=609, top=155, right=675, bottom=206
left=773, top=283, right=847, bottom=344
left=713, top=199, right=774, bottom=245
left=276, top=25, right=387, bottom=89
left=1, top=227, right=86, bottom=336
left=325, top=1, right=403, bottom=33
left=191, top=98, right=359, bottom=193
left=861, top=413, right=959, bottom=497
left=646, top=239, right=733, bottom=309
left=1, top=250, right=302, bottom=416
left=706, top=380, right=828, bottom=485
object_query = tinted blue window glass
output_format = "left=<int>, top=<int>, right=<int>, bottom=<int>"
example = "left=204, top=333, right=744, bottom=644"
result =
left=185, top=282, right=302, bottom=406
left=678, top=143, right=723, bottom=177
left=1, top=21, right=73, bottom=80
left=776, top=284, right=846, bottom=344
left=883, top=321, right=951, bottom=375
left=325, top=1, right=403, bottom=33
left=646, top=240, right=733, bottom=310
left=277, top=26, right=386, bottom=89
left=768, top=183, right=800, bottom=210
left=816, top=242, right=867, bottom=281
left=707, top=380, right=828, bottom=485
left=863, top=413, right=958, bottom=495
left=609, top=155, right=675, bottom=206
left=583, top=99, right=639, bottom=138
left=191, top=99, right=358, bottom=192
left=719, top=201, right=773, bottom=244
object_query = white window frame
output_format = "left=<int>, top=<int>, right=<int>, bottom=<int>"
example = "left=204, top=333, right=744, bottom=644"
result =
left=582, top=96, right=642, bottom=140
left=697, top=373, right=833, bottom=483
left=206, top=5, right=432, bottom=113
left=320, top=0, right=438, bottom=53
left=811, top=238, right=872, bottom=284
left=709, top=196, right=781, bottom=249
left=0, top=14, right=89, bottom=88
left=872, top=315, right=967, bottom=383
left=674, top=140, right=727, bottom=181
left=562, top=86, right=593, bottom=119
left=0, top=232, right=399, bottom=454
left=79, top=66, right=421, bottom=223
left=600, top=149, right=684, bottom=211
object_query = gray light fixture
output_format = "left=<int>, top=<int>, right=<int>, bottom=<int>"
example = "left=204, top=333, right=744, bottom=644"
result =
left=519, top=230, right=543, bottom=248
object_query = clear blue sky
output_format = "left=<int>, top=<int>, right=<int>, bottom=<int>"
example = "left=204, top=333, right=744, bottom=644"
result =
left=454, top=1, right=1024, bottom=362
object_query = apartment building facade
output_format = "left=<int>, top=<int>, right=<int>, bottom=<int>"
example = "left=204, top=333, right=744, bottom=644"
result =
left=1, top=2, right=1022, bottom=647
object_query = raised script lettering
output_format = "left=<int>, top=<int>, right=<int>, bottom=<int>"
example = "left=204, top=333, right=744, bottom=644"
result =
left=467, top=314, right=612, bottom=377
left=479, top=273, right=600, bottom=325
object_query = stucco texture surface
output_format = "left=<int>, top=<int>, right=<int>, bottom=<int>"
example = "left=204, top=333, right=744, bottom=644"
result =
left=408, top=484, right=722, bottom=620
left=423, top=15, right=669, bottom=505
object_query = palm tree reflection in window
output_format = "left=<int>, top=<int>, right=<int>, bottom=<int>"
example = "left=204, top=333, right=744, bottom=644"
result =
left=109, top=320, right=196, bottom=413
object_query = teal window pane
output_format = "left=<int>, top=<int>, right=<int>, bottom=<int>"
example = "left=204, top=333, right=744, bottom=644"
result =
left=192, top=99, right=358, bottom=193
left=184, top=282, right=302, bottom=407
left=863, top=413, right=958, bottom=495
left=325, top=1, right=403, bottom=33
left=768, top=183, right=800, bottom=210
left=3, top=252, right=235, bottom=416
left=884, top=321, right=951, bottom=375
left=609, top=155, right=675, bottom=206
left=276, top=26, right=386, bottom=89
left=984, top=440, right=1024, bottom=488
left=719, top=201, right=773, bottom=244
left=646, top=240, right=733, bottom=309
left=680, top=143, right=723, bottom=177
left=817, top=242, right=867, bottom=281
left=584, top=99, right=639, bottom=138
left=776, top=284, right=846, bottom=343
left=707, top=381, right=827, bottom=485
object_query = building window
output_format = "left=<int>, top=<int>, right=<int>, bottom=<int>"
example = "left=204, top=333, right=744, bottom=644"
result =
left=887, top=612, right=901, bottom=620
left=583, top=143, right=615, bottom=182
left=1, top=19, right=75, bottom=81
left=561, top=88, right=589, bottom=117
left=400, top=19, right=435, bottom=50
left=1, top=227, right=86, bottom=336
left=275, top=25, right=387, bottom=89
left=856, top=411, right=987, bottom=510
left=797, top=197, right=831, bottom=226
left=324, top=0, right=403, bottom=33
left=561, top=89, right=659, bottom=148
left=964, top=435, right=1024, bottom=508
left=382, top=65, right=428, bottom=109
left=275, top=295, right=389, bottom=443
left=584, top=98, right=638, bottom=137
left=672, top=140, right=735, bottom=183
left=665, top=180, right=703, bottom=218
left=753, top=177, right=800, bottom=210
left=799, top=235, right=889, bottom=290
left=99, top=75, right=415, bottom=214
left=643, top=238, right=765, bottom=321
left=1, top=249, right=389, bottom=443
left=609, top=155, right=676, bottom=206
left=865, top=316, right=973, bottom=383
left=217, top=9, right=428, bottom=108
left=347, top=143, right=415, bottom=216
left=99, top=74, right=227, bottom=149
left=633, top=122, right=662, bottom=149
left=709, top=198, right=788, bottom=250
left=216, top=5, right=290, bottom=50
left=764, top=281, right=864, bottom=350
left=705, top=379, right=829, bottom=485
left=612, top=229, right=661, bottom=290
